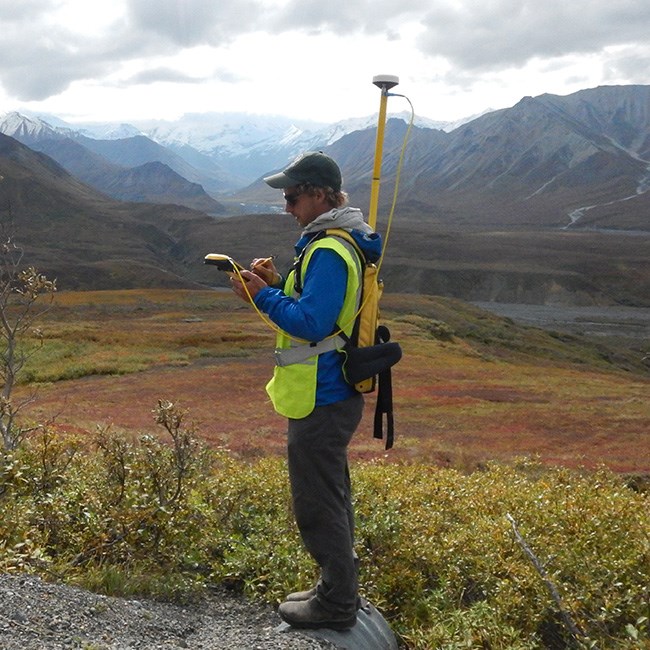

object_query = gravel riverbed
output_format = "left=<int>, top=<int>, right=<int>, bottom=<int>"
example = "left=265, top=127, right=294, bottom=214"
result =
left=0, top=573, right=336, bottom=650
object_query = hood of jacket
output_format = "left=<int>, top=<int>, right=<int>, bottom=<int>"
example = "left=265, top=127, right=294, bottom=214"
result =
left=295, top=207, right=382, bottom=263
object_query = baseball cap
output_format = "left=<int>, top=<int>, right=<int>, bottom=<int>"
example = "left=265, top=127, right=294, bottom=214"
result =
left=264, top=151, right=342, bottom=192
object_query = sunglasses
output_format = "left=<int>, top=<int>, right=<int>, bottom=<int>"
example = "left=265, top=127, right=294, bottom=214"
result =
left=283, top=192, right=302, bottom=206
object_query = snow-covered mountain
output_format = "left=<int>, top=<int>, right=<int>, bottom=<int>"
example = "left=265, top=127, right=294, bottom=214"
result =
left=0, top=108, right=458, bottom=214
left=78, top=122, right=145, bottom=140
left=0, top=111, right=230, bottom=210
left=130, top=113, right=328, bottom=181
left=129, top=110, right=466, bottom=183
left=0, top=111, right=73, bottom=142
left=4, top=109, right=468, bottom=187
left=3, top=85, right=650, bottom=235
left=133, top=111, right=460, bottom=157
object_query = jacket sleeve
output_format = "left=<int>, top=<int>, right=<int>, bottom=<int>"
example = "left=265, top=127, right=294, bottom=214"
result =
left=253, top=248, right=347, bottom=341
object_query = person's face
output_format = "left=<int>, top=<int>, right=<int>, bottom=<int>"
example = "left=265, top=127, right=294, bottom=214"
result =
left=283, top=186, right=330, bottom=228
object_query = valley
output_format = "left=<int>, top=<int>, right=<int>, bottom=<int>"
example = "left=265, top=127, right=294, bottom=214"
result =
left=473, top=302, right=650, bottom=340
left=2, top=85, right=649, bottom=479
left=15, top=289, right=650, bottom=475
left=2, top=83, right=650, bottom=308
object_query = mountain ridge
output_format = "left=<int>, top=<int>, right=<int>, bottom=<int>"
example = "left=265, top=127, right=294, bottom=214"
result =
left=0, top=113, right=227, bottom=212
left=4, top=85, right=649, bottom=231
left=1, top=85, right=649, bottom=306
left=388, top=85, right=650, bottom=229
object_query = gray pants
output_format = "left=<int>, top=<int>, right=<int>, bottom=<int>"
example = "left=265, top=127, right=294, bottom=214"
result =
left=287, top=393, right=364, bottom=616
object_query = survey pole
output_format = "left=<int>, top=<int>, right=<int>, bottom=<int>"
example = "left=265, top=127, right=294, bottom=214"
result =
left=368, top=74, right=399, bottom=230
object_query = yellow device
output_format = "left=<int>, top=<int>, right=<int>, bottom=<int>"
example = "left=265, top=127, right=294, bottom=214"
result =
left=204, top=253, right=246, bottom=276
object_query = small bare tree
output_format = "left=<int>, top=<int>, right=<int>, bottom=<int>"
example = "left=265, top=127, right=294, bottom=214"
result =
left=0, top=198, right=57, bottom=450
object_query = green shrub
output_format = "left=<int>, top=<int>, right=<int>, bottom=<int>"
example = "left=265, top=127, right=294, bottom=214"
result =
left=353, top=460, right=649, bottom=648
left=0, top=423, right=648, bottom=649
left=394, top=314, right=456, bottom=341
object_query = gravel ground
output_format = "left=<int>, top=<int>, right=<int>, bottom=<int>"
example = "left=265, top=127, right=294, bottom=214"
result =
left=0, top=573, right=336, bottom=650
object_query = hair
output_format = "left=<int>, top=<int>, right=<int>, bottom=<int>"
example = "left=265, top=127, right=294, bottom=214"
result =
left=295, top=182, right=349, bottom=208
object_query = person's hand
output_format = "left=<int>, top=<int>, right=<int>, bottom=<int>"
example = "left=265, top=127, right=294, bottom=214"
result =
left=230, top=270, right=267, bottom=302
left=251, top=257, right=280, bottom=286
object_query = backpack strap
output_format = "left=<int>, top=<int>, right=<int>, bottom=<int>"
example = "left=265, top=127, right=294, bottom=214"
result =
left=292, top=230, right=361, bottom=295
left=293, top=230, right=363, bottom=338
left=373, top=325, right=395, bottom=450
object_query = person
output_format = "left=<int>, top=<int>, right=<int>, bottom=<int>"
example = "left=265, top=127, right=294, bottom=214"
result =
left=230, top=151, right=381, bottom=631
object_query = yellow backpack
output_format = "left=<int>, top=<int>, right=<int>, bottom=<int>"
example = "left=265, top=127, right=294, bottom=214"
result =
left=323, top=229, right=402, bottom=448
left=292, top=228, right=402, bottom=448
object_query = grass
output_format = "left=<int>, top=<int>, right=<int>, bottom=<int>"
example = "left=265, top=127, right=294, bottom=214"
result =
left=12, top=288, right=650, bottom=474
left=19, top=289, right=269, bottom=383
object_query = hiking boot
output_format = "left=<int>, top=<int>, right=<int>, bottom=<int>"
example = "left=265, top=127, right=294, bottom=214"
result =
left=286, top=588, right=366, bottom=610
left=278, top=596, right=357, bottom=631
left=284, top=586, right=317, bottom=602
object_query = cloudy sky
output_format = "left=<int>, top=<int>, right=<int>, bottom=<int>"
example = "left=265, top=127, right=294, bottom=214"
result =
left=1, top=0, right=649, bottom=126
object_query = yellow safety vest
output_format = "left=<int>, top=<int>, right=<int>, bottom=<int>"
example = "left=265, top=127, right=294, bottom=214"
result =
left=266, top=236, right=362, bottom=419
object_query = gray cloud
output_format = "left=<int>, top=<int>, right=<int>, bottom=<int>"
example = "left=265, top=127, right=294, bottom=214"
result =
left=123, top=67, right=208, bottom=86
left=124, top=0, right=265, bottom=47
left=1, top=0, right=649, bottom=104
left=0, top=0, right=266, bottom=101
left=115, top=65, right=244, bottom=89
left=0, top=1, right=54, bottom=22
left=417, top=0, right=650, bottom=72
left=604, top=47, right=650, bottom=83
left=271, top=0, right=428, bottom=35
left=0, top=23, right=113, bottom=100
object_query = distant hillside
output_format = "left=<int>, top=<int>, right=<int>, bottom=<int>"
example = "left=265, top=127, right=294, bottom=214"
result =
left=0, top=133, right=224, bottom=289
left=0, top=113, right=227, bottom=212
left=381, top=85, right=650, bottom=230
left=4, top=85, right=650, bottom=232
left=101, top=161, right=223, bottom=213
left=241, top=85, right=650, bottom=232
left=75, top=133, right=232, bottom=196
left=1, top=130, right=649, bottom=306
left=398, top=85, right=650, bottom=230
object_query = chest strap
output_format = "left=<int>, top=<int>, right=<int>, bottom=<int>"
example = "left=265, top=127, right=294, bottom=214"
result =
left=274, top=334, right=347, bottom=367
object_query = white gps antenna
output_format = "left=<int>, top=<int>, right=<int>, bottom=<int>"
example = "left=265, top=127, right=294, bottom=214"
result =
left=372, top=74, right=399, bottom=92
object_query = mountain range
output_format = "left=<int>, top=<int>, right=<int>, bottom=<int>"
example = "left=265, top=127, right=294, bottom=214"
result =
left=0, top=109, right=470, bottom=210
left=0, top=84, right=648, bottom=306
left=3, top=85, right=649, bottom=230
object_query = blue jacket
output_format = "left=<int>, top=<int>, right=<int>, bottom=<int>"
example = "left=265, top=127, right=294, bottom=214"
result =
left=254, top=207, right=382, bottom=407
